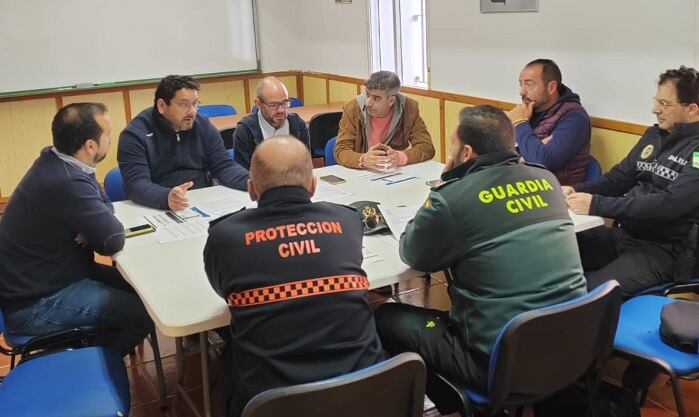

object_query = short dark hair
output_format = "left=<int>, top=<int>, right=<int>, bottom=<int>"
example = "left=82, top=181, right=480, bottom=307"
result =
left=456, top=105, right=514, bottom=154
left=52, top=103, right=108, bottom=155
left=154, top=75, right=200, bottom=107
left=658, top=66, right=699, bottom=106
left=526, top=58, right=563, bottom=94
left=365, top=71, right=401, bottom=96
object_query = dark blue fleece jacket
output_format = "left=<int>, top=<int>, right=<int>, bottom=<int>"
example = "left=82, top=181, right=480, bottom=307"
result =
left=118, top=107, right=249, bottom=209
left=0, top=148, right=125, bottom=309
left=232, top=112, right=310, bottom=170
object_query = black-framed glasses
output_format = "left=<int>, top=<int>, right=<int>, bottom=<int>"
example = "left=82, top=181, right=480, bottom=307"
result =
left=653, top=96, right=687, bottom=110
left=259, top=99, right=291, bottom=110
left=362, top=214, right=383, bottom=230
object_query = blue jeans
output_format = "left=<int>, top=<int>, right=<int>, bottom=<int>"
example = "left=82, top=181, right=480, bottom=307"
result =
left=4, top=265, right=153, bottom=356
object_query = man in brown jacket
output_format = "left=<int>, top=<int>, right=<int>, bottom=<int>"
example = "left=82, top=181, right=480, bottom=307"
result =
left=334, top=71, right=435, bottom=170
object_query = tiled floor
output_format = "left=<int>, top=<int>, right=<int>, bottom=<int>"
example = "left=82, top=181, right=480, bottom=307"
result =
left=1, top=274, right=697, bottom=417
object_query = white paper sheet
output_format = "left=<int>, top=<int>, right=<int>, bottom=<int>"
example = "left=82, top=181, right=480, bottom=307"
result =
left=154, top=219, right=210, bottom=243
left=311, top=181, right=353, bottom=202
left=381, top=204, right=421, bottom=241
left=357, top=171, right=417, bottom=185
left=190, top=197, right=246, bottom=219
left=362, top=246, right=384, bottom=264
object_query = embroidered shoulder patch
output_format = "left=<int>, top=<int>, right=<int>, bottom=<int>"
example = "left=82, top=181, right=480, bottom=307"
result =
left=424, top=198, right=432, bottom=209
left=640, top=144, right=654, bottom=159
left=692, top=151, right=699, bottom=169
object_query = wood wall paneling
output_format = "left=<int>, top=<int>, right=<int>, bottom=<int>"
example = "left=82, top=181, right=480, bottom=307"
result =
left=590, top=128, right=640, bottom=173
left=0, top=99, right=57, bottom=197
left=128, top=88, right=156, bottom=119
left=62, top=92, right=128, bottom=183
left=302, top=76, right=328, bottom=106
left=328, top=80, right=358, bottom=104
left=198, top=80, right=246, bottom=117
left=403, top=93, right=442, bottom=162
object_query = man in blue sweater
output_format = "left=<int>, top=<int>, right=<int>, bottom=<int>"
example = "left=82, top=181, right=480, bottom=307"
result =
left=118, top=75, right=249, bottom=210
left=508, top=59, right=591, bottom=185
left=233, top=76, right=310, bottom=170
left=0, top=103, right=153, bottom=356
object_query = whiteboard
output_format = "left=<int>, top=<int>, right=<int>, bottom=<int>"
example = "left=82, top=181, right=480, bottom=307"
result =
left=0, top=0, right=259, bottom=96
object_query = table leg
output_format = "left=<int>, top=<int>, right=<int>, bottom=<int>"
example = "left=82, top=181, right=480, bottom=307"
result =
left=200, top=331, right=213, bottom=417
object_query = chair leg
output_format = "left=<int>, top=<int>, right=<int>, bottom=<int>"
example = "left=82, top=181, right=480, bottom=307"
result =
left=10, top=353, right=16, bottom=369
left=584, top=369, right=601, bottom=417
left=669, top=375, right=686, bottom=417
left=149, top=331, right=168, bottom=408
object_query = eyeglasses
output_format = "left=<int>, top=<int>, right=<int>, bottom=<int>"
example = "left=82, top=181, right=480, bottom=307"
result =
left=653, top=97, right=687, bottom=110
left=172, top=99, right=201, bottom=110
left=259, top=99, right=291, bottom=110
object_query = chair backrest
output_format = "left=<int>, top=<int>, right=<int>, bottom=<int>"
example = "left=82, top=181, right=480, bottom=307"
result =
left=324, top=136, right=337, bottom=166
left=487, top=280, right=622, bottom=409
left=198, top=104, right=237, bottom=117
left=289, top=97, right=303, bottom=108
left=241, top=352, right=426, bottom=417
left=584, top=156, right=602, bottom=182
left=104, top=167, right=128, bottom=202
left=220, top=127, right=236, bottom=150
left=308, top=111, right=343, bottom=156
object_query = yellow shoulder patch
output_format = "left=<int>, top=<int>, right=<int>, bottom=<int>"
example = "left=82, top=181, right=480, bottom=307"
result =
left=424, top=198, right=432, bottom=209
left=640, top=144, right=654, bottom=159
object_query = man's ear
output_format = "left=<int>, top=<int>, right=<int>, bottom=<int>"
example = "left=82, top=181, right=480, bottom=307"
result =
left=388, top=95, right=397, bottom=107
left=546, top=80, right=558, bottom=96
left=247, top=179, right=259, bottom=202
left=156, top=98, right=167, bottom=114
left=686, top=102, right=699, bottom=118
left=308, top=176, right=317, bottom=198
left=461, top=144, right=476, bottom=163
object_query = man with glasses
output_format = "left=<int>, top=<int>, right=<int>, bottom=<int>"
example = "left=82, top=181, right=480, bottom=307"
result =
left=118, top=75, right=248, bottom=210
left=233, top=76, right=310, bottom=170
left=335, top=70, right=435, bottom=170
left=565, top=66, right=699, bottom=294
left=507, top=59, right=591, bottom=185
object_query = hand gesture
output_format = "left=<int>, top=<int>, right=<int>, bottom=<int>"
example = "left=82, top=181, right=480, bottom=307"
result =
left=168, top=181, right=193, bottom=211
left=508, top=102, right=534, bottom=123
left=565, top=192, right=592, bottom=215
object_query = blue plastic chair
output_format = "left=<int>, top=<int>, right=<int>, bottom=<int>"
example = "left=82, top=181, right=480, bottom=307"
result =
left=324, top=136, right=337, bottom=166
left=0, top=346, right=130, bottom=417
left=584, top=156, right=602, bottom=182
left=613, top=295, right=699, bottom=417
left=227, top=148, right=235, bottom=159
left=104, top=167, right=128, bottom=202
left=242, top=352, right=425, bottom=417
left=198, top=104, right=237, bottom=117
left=428, top=280, right=622, bottom=417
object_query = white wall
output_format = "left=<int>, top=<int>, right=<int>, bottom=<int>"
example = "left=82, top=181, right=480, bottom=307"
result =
left=256, top=0, right=370, bottom=78
left=256, top=0, right=699, bottom=125
left=428, top=0, right=698, bottom=125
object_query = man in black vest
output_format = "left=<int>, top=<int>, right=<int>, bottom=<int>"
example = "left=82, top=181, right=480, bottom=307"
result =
left=204, top=136, right=384, bottom=417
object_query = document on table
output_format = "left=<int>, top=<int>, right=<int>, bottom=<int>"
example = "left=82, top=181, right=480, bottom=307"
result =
left=311, top=181, right=353, bottom=202
left=362, top=246, right=384, bottom=264
left=381, top=204, right=421, bottom=241
left=187, top=197, right=246, bottom=220
left=154, top=219, right=210, bottom=244
left=357, top=171, right=417, bottom=185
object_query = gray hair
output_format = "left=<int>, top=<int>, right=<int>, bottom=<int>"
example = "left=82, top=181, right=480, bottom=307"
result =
left=365, top=71, right=401, bottom=96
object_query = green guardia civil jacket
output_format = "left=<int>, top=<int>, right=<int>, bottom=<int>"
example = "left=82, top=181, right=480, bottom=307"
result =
left=400, top=149, right=587, bottom=357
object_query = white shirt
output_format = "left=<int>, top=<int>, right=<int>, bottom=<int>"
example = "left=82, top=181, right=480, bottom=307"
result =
left=257, top=110, right=290, bottom=140
left=51, top=146, right=96, bottom=175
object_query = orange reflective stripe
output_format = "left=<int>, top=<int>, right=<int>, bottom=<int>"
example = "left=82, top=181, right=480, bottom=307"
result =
left=227, top=275, right=369, bottom=308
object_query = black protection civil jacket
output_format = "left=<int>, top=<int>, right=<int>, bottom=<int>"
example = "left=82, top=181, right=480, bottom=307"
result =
left=204, top=186, right=384, bottom=417
left=576, top=122, right=699, bottom=243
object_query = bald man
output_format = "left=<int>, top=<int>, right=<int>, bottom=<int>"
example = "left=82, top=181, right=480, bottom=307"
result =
left=233, top=77, right=310, bottom=170
left=204, top=137, right=384, bottom=417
